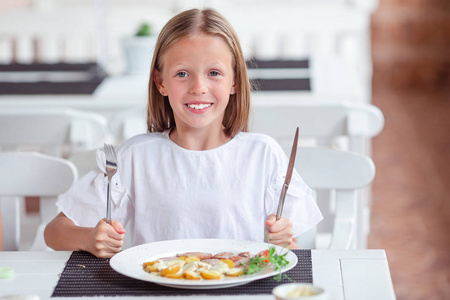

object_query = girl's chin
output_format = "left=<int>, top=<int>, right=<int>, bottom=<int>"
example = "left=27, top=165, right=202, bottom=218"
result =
left=177, top=122, right=223, bottom=132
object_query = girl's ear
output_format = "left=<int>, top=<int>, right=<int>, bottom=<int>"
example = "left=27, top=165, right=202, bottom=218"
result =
left=230, top=80, right=236, bottom=95
left=154, top=69, right=166, bottom=95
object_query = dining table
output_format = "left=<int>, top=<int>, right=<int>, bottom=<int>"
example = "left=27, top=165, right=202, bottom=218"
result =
left=0, top=249, right=396, bottom=300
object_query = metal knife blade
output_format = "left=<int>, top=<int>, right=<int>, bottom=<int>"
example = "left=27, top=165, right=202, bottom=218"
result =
left=276, top=127, right=299, bottom=220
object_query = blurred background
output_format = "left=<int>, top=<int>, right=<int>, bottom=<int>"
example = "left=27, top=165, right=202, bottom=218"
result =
left=370, top=1, right=450, bottom=299
left=0, top=0, right=449, bottom=299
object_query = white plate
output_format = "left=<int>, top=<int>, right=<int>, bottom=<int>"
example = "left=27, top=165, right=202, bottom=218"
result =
left=110, top=239, right=298, bottom=289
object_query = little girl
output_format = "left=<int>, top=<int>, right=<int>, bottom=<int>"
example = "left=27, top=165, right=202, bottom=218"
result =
left=45, top=8, right=322, bottom=258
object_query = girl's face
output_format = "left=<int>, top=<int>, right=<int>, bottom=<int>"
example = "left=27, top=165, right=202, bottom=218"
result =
left=155, top=33, right=235, bottom=134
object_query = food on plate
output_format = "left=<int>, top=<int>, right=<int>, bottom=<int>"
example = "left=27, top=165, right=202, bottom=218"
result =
left=199, top=269, right=222, bottom=279
left=176, top=252, right=212, bottom=260
left=212, top=252, right=245, bottom=262
left=184, top=270, right=201, bottom=280
left=143, top=247, right=289, bottom=281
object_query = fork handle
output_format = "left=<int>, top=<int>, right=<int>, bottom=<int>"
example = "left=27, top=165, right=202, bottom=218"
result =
left=106, top=179, right=112, bottom=225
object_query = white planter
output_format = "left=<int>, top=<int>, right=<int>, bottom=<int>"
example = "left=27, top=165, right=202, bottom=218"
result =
left=122, top=36, right=157, bottom=74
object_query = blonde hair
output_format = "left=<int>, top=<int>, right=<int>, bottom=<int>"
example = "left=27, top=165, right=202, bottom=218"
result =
left=147, top=8, right=251, bottom=137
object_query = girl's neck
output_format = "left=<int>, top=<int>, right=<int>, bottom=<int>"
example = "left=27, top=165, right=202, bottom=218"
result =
left=169, top=126, right=231, bottom=151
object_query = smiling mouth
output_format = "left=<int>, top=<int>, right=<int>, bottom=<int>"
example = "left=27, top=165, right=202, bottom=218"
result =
left=186, top=103, right=212, bottom=110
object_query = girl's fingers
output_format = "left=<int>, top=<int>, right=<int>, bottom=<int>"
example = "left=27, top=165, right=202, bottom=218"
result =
left=265, top=214, right=276, bottom=228
left=105, top=236, right=124, bottom=248
left=93, top=238, right=122, bottom=258
left=266, top=216, right=293, bottom=246
left=96, top=247, right=121, bottom=258
left=90, top=219, right=125, bottom=258
left=98, top=219, right=125, bottom=240
left=266, top=216, right=292, bottom=233
left=110, top=219, right=126, bottom=234
left=266, top=231, right=292, bottom=242
left=109, top=230, right=125, bottom=241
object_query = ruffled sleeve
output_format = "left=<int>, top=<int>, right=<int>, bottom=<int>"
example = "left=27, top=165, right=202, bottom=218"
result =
left=56, top=149, right=131, bottom=227
left=265, top=168, right=322, bottom=237
left=263, top=139, right=323, bottom=237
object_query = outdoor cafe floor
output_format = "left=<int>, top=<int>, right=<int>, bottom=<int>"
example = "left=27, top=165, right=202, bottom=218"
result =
left=370, top=86, right=450, bottom=300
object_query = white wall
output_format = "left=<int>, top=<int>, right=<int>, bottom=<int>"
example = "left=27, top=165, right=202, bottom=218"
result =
left=0, top=0, right=377, bottom=100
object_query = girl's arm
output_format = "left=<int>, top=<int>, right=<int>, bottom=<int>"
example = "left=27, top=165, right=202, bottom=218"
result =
left=265, top=214, right=299, bottom=249
left=44, top=212, right=125, bottom=258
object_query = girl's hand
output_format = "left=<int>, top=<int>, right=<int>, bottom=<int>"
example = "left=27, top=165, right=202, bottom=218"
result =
left=86, top=219, right=125, bottom=258
left=265, top=214, right=299, bottom=249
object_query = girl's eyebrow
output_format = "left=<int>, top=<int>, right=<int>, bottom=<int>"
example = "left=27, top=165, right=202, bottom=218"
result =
left=165, top=63, right=188, bottom=73
left=168, top=62, right=229, bottom=71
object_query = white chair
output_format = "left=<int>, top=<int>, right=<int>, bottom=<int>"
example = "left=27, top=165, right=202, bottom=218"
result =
left=295, top=147, right=375, bottom=249
left=250, top=100, right=384, bottom=249
left=0, top=107, right=112, bottom=156
left=0, top=152, right=78, bottom=251
left=108, top=107, right=148, bottom=145
left=250, top=99, right=384, bottom=156
left=0, top=106, right=114, bottom=177
left=67, top=107, right=148, bottom=178
left=0, top=107, right=112, bottom=250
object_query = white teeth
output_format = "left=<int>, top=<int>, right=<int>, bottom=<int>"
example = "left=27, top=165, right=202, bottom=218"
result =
left=187, top=103, right=211, bottom=110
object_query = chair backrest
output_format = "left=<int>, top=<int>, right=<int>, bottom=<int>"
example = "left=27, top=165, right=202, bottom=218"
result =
left=295, top=147, right=375, bottom=249
left=250, top=99, right=383, bottom=249
left=250, top=99, right=384, bottom=156
left=0, top=152, right=78, bottom=251
left=0, top=107, right=112, bottom=156
left=108, top=107, right=148, bottom=145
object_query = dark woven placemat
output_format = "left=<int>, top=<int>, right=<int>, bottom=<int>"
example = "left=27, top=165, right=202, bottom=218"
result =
left=51, top=249, right=312, bottom=297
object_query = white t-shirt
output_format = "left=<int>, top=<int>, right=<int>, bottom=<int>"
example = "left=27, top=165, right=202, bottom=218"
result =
left=57, top=131, right=322, bottom=246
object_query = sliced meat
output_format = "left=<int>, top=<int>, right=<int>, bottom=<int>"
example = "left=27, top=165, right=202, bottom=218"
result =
left=238, top=251, right=251, bottom=258
left=235, top=257, right=250, bottom=267
left=201, top=258, right=222, bottom=266
left=176, top=252, right=212, bottom=260
left=212, top=252, right=245, bottom=262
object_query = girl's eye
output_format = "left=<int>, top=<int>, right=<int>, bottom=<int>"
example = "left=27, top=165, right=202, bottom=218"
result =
left=176, top=72, right=188, bottom=78
left=209, top=71, right=220, bottom=76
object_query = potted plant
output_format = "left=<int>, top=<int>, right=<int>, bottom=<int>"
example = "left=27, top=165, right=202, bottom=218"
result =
left=122, top=22, right=157, bottom=74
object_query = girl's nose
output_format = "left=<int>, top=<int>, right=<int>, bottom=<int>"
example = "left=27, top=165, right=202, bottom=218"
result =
left=189, top=76, right=207, bottom=94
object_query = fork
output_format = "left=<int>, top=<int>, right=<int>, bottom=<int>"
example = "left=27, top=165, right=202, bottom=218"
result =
left=104, top=143, right=118, bottom=225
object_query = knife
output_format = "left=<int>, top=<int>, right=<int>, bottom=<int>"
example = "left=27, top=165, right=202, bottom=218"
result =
left=276, top=127, right=299, bottom=220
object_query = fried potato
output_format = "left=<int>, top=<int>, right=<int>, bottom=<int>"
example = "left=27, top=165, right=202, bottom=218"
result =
left=220, top=259, right=235, bottom=268
left=184, top=271, right=201, bottom=280
left=145, top=265, right=159, bottom=272
left=200, top=270, right=221, bottom=280
left=178, top=256, right=201, bottom=263
left=160, top=263, right=181, bottom=277
left=226, top=268, right=243, bottom=277
left=165, top=273, right=183, bottom=279
left=143, top=260, right=159, bottom=268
